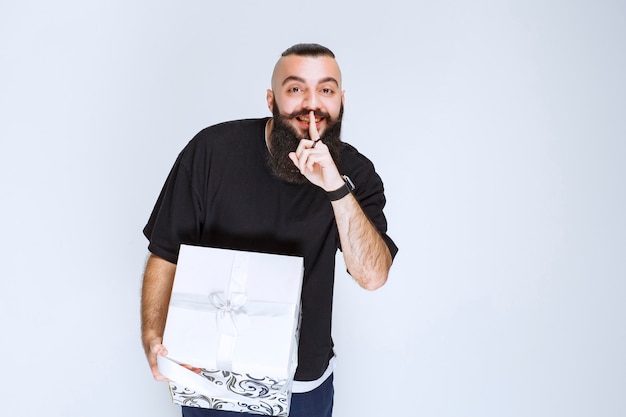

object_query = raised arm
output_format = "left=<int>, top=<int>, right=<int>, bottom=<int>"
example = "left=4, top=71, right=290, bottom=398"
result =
left=289, top=111, right=393, bottom=290
left=330, top=193, right=392, bottom=290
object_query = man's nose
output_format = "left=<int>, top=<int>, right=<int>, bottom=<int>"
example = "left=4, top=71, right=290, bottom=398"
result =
left=303, top=91, right=319, bottom=110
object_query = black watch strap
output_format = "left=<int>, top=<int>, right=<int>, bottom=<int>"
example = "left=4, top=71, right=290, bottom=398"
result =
left=327, top=175, right=355, bottom=201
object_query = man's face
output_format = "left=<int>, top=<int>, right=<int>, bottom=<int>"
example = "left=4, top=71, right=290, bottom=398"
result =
left=267, top=100, right=344, bottom=184
left=267, top=55, right=345, bottom=138
left=265, top=55, right=346, bottom=184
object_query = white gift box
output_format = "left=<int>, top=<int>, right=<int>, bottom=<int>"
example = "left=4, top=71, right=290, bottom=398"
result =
left=157, top=244, right=304, bottom=416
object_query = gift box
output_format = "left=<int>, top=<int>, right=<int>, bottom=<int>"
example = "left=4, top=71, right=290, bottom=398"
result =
left=157, top=244, right=304, bottom=416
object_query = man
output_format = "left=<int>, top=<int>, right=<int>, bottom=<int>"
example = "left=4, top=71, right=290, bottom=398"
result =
left=141, top=43, right=398, bottom=417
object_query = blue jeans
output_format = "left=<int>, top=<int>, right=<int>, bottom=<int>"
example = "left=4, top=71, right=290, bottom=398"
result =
left=181, top=374, right=333, bottom=417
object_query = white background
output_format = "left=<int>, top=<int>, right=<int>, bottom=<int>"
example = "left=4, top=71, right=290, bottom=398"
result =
left=1, top=1, right=624, bottom=416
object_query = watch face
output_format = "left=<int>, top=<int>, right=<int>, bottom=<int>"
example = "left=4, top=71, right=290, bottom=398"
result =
left=342, top=175, right=356, bottom=192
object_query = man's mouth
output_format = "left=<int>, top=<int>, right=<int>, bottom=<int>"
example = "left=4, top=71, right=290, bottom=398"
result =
left=295, top=115, right=323, bottom=124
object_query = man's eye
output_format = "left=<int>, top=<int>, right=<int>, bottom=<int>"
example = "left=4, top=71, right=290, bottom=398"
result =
left=289, top=87, right=302, bottom=93
left=321, top=88, right=333, bottom=94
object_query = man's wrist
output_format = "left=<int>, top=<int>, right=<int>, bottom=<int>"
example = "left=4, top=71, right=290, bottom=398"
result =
left=327, top=175, right=355, bottom=201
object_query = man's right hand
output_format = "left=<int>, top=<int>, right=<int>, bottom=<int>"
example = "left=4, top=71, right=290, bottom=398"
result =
left=146, top=336, right=170, bottom=381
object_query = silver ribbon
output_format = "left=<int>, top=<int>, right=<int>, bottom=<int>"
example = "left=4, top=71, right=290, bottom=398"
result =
left=209, top=291, right=249, bottom=337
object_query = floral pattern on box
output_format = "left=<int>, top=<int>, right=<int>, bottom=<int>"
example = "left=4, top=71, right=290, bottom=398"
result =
left=169, top=369, right=292, bottom=416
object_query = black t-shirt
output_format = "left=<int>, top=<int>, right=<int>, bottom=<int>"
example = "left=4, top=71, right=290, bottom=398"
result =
left=144, top=117, right=398, bottom=381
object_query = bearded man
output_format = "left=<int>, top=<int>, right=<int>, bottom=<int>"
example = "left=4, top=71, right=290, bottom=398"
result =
left=141, top=43, right=398, bottom=417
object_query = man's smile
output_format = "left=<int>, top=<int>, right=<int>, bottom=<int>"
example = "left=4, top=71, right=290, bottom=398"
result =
left=294, top=114, right=323, bottom=130
left=296, top=115, right=321, bottom=123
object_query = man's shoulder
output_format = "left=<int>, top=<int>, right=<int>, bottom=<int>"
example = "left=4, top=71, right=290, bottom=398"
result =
left=172, top=118, right=266, bottom=167
left=339, top=141, right=376, bottom=171
left=195, top=117, right=268, bottom=140
left=179, top=117, right=267, bottom=154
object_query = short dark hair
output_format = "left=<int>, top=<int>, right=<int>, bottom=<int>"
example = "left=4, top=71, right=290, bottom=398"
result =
left=281, top=43, right=335, bottom=59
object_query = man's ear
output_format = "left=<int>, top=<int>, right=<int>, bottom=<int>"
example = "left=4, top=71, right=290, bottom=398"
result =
left=266, top=89, right=274, bottom=113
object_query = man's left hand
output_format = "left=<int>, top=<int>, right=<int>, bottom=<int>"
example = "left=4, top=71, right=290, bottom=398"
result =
left=289, top=110, right=345, bottom=191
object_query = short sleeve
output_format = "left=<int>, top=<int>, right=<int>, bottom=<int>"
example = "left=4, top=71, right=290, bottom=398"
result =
left=143, top=152, right=203, bottom=264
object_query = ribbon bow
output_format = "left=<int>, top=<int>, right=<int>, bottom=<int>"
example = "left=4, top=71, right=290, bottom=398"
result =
left=209, top=291, right=249, bottom=336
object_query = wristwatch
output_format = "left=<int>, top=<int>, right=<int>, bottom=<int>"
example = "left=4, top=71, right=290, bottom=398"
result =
left=327, top=175, right=355, bottom=201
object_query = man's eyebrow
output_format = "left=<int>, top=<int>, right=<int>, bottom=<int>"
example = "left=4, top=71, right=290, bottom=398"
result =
left=281, top=76, right=339, bottom=87
left=282, top=76, right=305, bottom=86
left=318, top=77, right=339, bottom=86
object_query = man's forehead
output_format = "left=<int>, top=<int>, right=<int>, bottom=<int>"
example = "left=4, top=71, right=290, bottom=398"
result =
left=272, top=55, right=342, bottom=88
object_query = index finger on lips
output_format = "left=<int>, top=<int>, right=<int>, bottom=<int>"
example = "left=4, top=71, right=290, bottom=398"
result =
left=308, top=110, right=320, bottom=141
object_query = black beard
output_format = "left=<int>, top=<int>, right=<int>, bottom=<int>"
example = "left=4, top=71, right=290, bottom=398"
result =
left=266, top=104, right=344, bottom=184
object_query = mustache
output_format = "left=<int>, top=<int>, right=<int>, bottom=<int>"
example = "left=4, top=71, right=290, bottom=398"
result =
left=280, top=109, right=332, bottom=120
